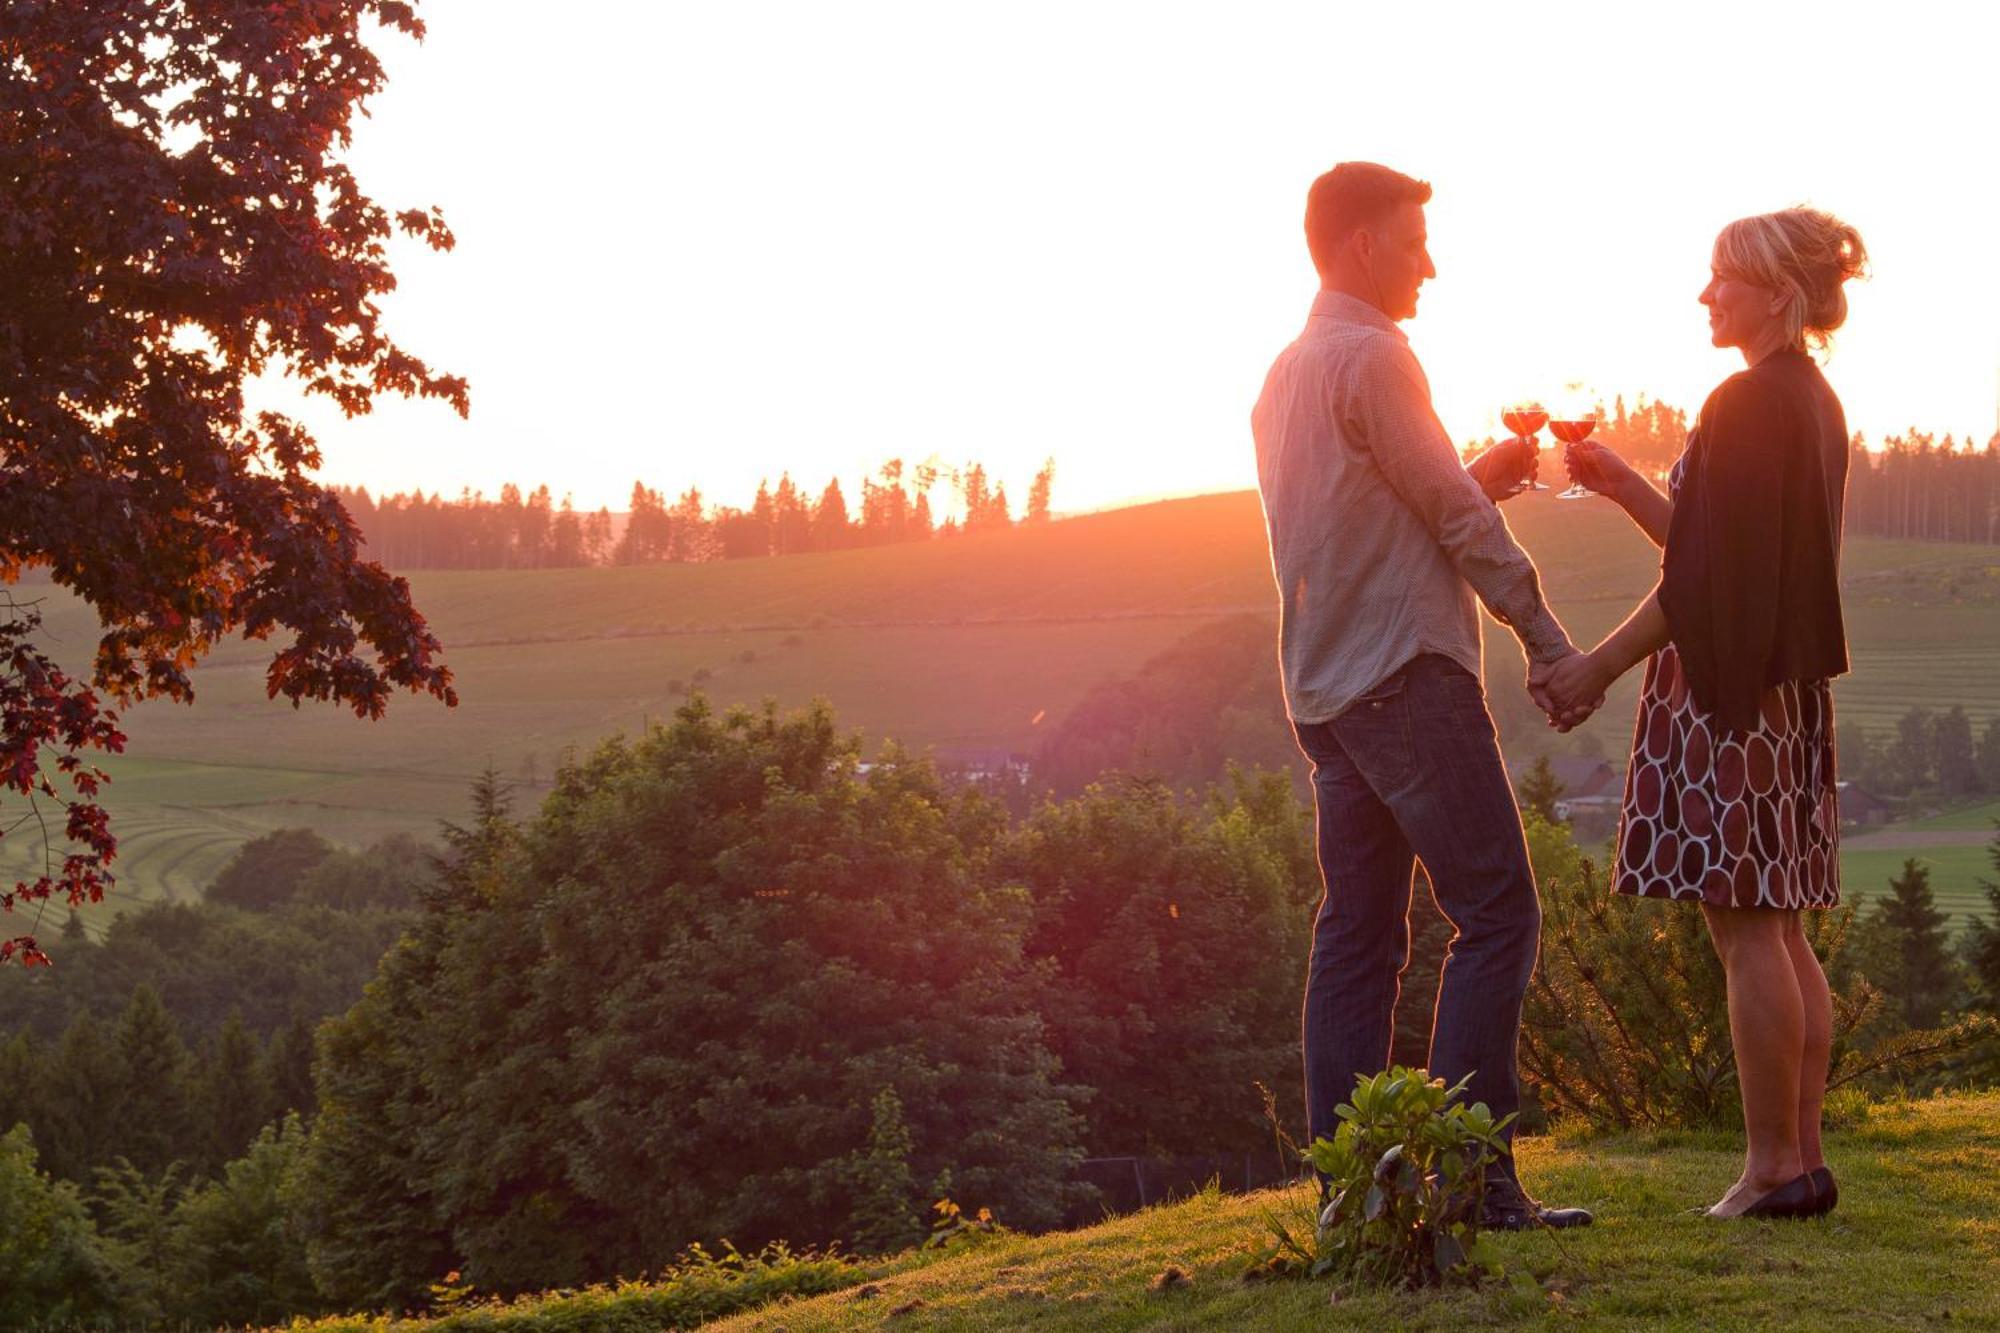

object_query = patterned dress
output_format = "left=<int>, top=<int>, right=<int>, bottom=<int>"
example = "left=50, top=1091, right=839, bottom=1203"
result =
left=1612, top=457, right=1842, bottom=910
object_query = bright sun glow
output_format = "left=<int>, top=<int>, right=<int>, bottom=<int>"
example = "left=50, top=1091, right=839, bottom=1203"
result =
left=268, top=0, right=2000, bottom=516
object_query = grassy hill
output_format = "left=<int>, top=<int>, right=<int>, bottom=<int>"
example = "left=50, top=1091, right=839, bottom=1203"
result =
left=268, top=1089, right=2000, bottom=1331
left=8, top=490, right=2000, bottom=935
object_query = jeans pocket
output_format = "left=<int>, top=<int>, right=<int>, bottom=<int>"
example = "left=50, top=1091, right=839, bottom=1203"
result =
left=1335, top=670, right=1415, bottom=788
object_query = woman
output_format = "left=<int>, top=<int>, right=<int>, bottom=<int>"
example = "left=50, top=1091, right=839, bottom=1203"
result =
left=1542, top=206, right=1867, bottom=1220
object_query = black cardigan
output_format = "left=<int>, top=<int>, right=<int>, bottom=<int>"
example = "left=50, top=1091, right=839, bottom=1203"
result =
left=1658, top=348, right=1850, bottom=732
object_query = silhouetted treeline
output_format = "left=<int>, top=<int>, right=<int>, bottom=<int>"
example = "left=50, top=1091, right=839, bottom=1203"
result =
left=1845, top=431, right=2000, bottom=544
left=338, top=458, right=1056, bottom=570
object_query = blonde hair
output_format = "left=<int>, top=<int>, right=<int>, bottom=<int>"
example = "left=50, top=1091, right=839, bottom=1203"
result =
left=1712, top=207, right=1867, bottom=351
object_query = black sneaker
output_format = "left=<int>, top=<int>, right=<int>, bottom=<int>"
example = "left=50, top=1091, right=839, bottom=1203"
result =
left=1480, top=1175, right=1593, bottom=1231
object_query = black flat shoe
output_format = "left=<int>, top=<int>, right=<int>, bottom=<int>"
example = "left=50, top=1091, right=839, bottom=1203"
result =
left=1805, top=1166, right=1837, bottom=1217
left=1481, top=1178, right=1594, bottom=1231
left=1727, top=1172, right=1817, bottom=1221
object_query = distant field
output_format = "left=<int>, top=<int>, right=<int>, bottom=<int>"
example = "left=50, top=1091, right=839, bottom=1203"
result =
left=7, top=489, right=1999, bottom=926
left=1841, top=845, right=1994, bottom=929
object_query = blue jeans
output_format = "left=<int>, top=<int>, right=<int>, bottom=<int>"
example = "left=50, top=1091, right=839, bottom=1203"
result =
left=1292, top=654, right=1541, bottom=1178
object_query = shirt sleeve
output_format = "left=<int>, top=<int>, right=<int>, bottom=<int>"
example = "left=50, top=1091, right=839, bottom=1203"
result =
left=1350, top=336, right=1573, bottom=663
left=1660, top=373, right=1788, bottom=729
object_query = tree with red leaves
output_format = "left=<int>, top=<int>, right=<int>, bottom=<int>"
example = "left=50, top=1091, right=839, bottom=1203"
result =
left=0, top=1, right=461, bottom=964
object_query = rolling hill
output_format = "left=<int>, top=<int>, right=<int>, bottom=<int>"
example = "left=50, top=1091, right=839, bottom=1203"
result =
left=7, top=489, right=1999, bottom=935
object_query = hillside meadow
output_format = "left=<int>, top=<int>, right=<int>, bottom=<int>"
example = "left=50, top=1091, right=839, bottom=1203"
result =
left=256, top=1089, right=2000, bottom=1332
left=6, top=489, right=1999, bottom=933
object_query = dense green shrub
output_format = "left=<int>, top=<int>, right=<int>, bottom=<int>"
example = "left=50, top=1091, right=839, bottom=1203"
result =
left=1004, top=769, right=1318, bottom=1155
left=299, top=702, right=1088, bottom=1306
left=1518, top=814, right=1992, bottom=1130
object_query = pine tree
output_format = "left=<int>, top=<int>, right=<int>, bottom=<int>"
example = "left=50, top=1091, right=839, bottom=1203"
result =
left=1870, top=859, right=1958, bottom=1028
left=1025, top=459, right=1055, bottom=523
left=813, top=478, right=852, bottom=551
left=1963, top=823, right=2000, bottom=1012
left=1516, top=755, right=1566, bottom=823
left=261, top=1017, right=318, bottom=1121
left=112, top=986, right=198, bottom=1179
left=201, top=1013, right=275, bottom=1173
left=37, top=1013, right=127, bottom=1183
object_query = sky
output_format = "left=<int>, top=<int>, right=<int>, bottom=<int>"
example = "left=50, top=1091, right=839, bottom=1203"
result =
left=274, top=0, right=2000, bottom=516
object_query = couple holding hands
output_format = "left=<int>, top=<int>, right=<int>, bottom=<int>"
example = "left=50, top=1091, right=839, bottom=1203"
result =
left=1253, top=162, right=1864, bottom=1224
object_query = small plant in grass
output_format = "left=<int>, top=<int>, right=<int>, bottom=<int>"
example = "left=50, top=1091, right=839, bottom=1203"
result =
left=924, top=1196, right=1009, bottom=1254
left=1254, top=1067, right=1512, bottom=1290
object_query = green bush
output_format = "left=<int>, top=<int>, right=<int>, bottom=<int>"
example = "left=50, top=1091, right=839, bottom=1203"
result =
left=1518, top=814, right=1994, bottom=1130
left=1257, top=1067, right=1509, bottom=1290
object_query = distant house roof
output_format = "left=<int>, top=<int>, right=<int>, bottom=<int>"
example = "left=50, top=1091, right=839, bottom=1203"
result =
left=1835, top=781, right=1891, bottom=813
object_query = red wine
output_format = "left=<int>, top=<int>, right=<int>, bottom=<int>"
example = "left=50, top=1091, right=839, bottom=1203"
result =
left=1501, top=407, right=1548, bottom=436
left=1549, top=418, right=1596, bottom=444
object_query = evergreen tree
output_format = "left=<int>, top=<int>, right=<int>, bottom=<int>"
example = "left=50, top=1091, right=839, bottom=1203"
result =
left=1963, top=823, right=2000, bottom=1012
left=1867, top=859, right=1958, bottom=1028
left=37, top=1014, right=127, bottom=1184
left=261, top=1016, right=319, bottom=1121
left=771, top=473, right=813, bottom=555
left=549, top=494, right=586, bottom=567
left=812, top=478, right=852, bottom=550
left=1517, top=755, right=1566, bottom=824
left=0, top=1028, right=40, bottom=1137
left=200, top=1014, right=274, bottom=1172
left=1025, top=458, right=1055, bottom=523
left=111, top=986, right=197, bottom=1180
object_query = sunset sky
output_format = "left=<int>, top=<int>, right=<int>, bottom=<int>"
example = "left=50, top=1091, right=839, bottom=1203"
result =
left=281, top=0, right=2000, bottom=516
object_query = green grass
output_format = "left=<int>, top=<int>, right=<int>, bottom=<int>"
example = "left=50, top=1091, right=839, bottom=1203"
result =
left=1903, top=799, right=2000, bottom=833
left=256, top=1091, right=2000, bottom=1331
left=702, top=1091, right=2000, bottom=1332
left=9, top=491, right=2000, bottom=911
left=1840, top=846, right=1995, bottom=928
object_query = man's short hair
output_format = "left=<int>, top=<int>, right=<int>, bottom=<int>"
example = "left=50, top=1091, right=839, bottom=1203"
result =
left=1304, top=163, right=1433, bottom=280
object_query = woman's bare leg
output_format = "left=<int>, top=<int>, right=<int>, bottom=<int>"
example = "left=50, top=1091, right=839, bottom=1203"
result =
left=1701, top=903, right=1806, bottom=1215
left=1783, top=916, right=1833, bottom=1173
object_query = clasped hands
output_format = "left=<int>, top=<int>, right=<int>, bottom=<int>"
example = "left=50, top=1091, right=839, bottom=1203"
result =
left=1528, top=648, right=1610, bottom=732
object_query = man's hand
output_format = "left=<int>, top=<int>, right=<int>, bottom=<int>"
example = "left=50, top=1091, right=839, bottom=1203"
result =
left=1528, top=649, right=1608, bottom=732
left=1467, top=435, right=1538, bottom=502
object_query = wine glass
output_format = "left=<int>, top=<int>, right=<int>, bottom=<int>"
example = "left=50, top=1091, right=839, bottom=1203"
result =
left=1498, top=402, right=1549, bottom=493
left=1550, top=411, right=1601, bottom=500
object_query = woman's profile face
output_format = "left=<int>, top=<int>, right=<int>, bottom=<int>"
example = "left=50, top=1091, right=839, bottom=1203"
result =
left=1698, top=265, right=1784, bottom=352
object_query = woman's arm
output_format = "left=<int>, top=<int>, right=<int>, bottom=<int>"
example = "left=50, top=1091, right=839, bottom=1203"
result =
left=1541, top=585, right=1672, bottom=722
left=1565, top=441, right=1673, bottom=547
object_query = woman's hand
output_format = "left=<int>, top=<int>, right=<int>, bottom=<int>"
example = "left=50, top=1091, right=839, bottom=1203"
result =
left=1531, top=650, right=1613, bottom=732
left=1563, top=440, right=1638, bottom=501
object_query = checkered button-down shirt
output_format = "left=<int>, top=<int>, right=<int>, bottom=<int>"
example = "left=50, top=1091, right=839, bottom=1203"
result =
left=1252, top=290, right=1571, bottom=724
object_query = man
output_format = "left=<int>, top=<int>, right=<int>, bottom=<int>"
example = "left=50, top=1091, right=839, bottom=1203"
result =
left=1251, top=161, right=1595, bottom=1230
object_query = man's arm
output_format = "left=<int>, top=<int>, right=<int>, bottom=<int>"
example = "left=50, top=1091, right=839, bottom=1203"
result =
left=1355, top=337, right=1574, bottom=664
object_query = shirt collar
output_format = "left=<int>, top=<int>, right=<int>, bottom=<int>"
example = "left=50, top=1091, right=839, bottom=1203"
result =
left=1309, top=288, right=1407, bottom=341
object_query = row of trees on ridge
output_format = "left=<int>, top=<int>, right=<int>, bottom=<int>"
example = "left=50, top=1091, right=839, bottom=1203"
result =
left=336, top=458, right=1056, bottom=569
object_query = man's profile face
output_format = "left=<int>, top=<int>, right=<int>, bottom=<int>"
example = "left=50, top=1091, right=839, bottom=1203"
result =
left=1363, top=201, right=1436, bottom=321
